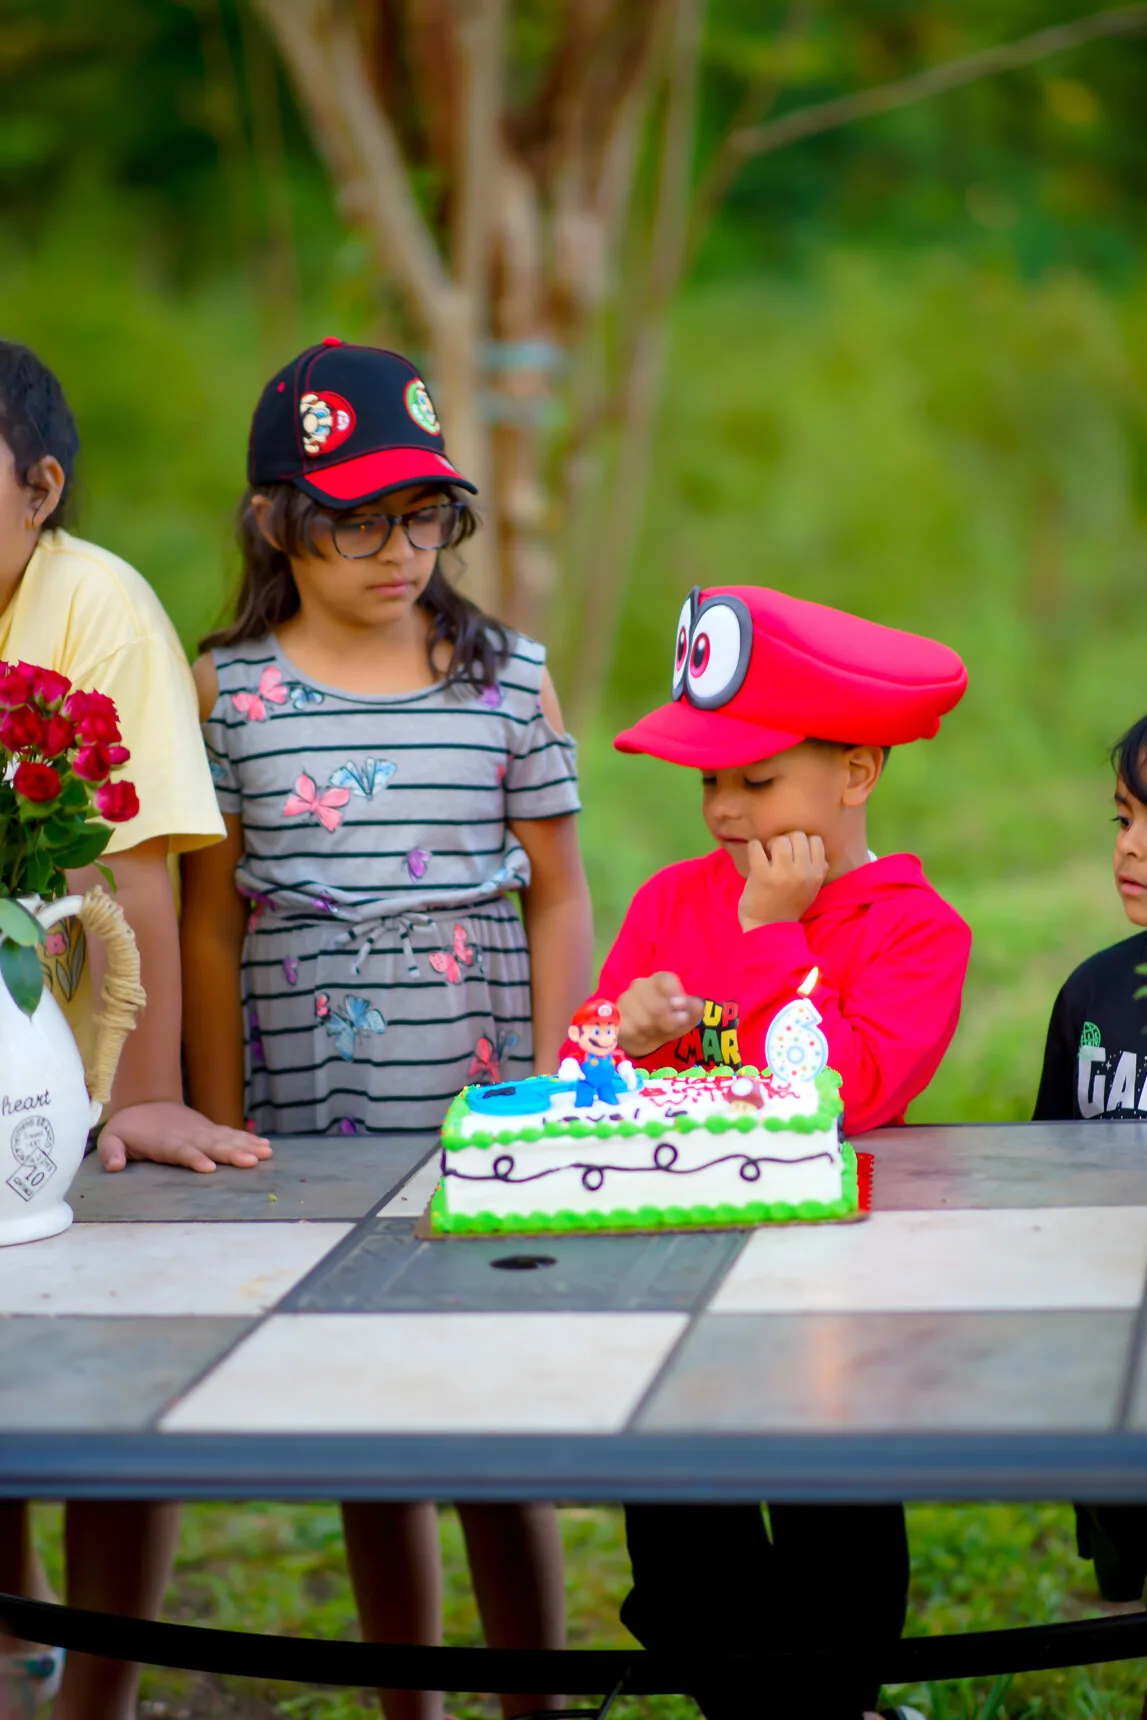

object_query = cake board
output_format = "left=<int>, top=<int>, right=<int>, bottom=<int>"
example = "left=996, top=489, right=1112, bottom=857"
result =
left=414, top=1149, right=873, bottom=1240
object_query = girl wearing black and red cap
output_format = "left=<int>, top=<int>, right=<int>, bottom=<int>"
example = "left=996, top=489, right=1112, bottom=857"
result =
left=584, top=584, right=972, bottom=1720
left=181, top=342, right=591, bottom=1720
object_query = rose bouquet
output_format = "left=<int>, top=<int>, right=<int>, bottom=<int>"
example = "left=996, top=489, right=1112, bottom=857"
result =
left=0, top=661, right=138, bottom=1014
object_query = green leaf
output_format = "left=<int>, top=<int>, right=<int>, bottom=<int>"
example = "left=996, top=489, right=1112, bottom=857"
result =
left=16, top=796, right=59, bottom=823
left=0, top=898, right=43, bottom=947
left=21, top=851, right=57, bottom=899
left=94, top=861, right=116, bottom=893
left=39, top=815, right=82, bottom=850
left=53, top=825, right=113, bottom=870
left=0, top=939, right=44, bottom=1016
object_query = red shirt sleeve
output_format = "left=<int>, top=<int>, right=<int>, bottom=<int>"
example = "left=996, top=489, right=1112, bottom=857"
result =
left=703, top=905, right=971, bottom=1134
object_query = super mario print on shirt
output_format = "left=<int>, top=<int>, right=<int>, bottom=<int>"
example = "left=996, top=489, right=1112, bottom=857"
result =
left=1033, top=931, right=1147, bottom=1120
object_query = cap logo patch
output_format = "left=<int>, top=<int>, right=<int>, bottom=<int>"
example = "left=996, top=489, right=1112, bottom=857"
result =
left=300, top=391, right=356, bottom=457
left=404, top=377, right=440, bottom=435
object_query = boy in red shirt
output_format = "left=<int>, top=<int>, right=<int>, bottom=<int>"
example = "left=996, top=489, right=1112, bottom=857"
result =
left=599, top=584, right=971, bottom=1720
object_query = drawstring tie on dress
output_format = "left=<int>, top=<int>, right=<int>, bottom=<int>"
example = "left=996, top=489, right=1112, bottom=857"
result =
left=338, top=912, right=435, bottom=978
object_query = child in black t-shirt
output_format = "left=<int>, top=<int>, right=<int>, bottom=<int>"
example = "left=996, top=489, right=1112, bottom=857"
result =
left=1035, top=711, right=1147, bottom=1604
left=1035, top=712, right=1147, bottom=1123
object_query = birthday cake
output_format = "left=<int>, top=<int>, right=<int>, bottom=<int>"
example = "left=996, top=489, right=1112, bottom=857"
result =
left=429, top=986, right=857, bottom=1236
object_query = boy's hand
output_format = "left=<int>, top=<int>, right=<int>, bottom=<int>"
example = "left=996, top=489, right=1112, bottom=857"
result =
left=739, top=832, right=828, bottom=931
left=618, top=973, right=703, bottom=1058
left=99, top=1102, right=273, bottom=1175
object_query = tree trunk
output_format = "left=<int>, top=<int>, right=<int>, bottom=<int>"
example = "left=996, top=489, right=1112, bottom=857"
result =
left=564, top=0, right=705, bottom=731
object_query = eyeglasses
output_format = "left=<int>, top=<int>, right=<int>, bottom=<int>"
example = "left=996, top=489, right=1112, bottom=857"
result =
left=329, top=500, right=464, bottom=560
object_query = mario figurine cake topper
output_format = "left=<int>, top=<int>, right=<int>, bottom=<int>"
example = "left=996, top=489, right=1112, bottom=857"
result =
left=557, top=1000, right=642, bottom=1108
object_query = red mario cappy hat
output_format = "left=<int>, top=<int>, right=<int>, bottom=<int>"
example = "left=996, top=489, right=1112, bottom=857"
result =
left=614, top=585, right=967, bottom=770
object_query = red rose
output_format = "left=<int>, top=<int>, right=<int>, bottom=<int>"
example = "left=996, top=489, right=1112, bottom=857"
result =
left=93, top=778, right=139, bottom=823
left=0, top=705, right=46, bottom=751
left=13, top=761, right=61, bottom=803
left=0, top=664, right=33, bottom=709
left=25, top=665, right=71, bottom=707
left=43, top=714, right=75, bottom=755
left=107, top=744, right=131, bottom=767
left=64, top=689, right=121, bottom=744
left=73, top=743, right=112, bottom=782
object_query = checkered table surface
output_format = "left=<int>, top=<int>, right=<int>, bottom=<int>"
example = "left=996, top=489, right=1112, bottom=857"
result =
left=5, top=1122, right=1147, bottom=1502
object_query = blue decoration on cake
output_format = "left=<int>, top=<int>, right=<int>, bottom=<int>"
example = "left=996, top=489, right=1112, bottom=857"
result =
left=466, top=1076, right=575, bottom=1116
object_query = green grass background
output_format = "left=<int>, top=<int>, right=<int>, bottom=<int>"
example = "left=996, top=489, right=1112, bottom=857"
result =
left=26, top=1501, right=1147, bottom=1719
left=8, top=217, right=1147, bottom=1717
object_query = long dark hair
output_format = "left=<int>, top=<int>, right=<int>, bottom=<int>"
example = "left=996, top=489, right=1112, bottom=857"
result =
left=0, top=341, right=81, bottom=531
left=1113, top=714, right=1147, bottom=803
left=201, top=483, right=509, bottom=689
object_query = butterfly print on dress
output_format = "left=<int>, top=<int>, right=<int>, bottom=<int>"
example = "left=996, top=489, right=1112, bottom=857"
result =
left=323, top=994, right=387, bottom=1061
left=283, top=773, right=351, bottom=833
left=429, top=923, right=476, bottom=986
left=232, top=665, right=288, bottom=722
left=328, top=758, right=396, bottom=799
left=289, top=684, right=324, bottom=710
left=468, top=1030, right=520, bottom=1084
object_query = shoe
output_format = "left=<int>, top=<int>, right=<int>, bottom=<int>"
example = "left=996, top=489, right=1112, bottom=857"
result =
left=0, top=1645, right=64, bottom=1718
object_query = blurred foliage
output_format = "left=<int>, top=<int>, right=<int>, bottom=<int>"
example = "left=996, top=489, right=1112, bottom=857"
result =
left=1, top=0, right=1146, bottom=1125
left=3, top=0, right=1146, bottom=283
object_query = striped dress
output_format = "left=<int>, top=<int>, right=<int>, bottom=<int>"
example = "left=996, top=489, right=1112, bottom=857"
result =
left=202, top=631, right=580, bottom=1139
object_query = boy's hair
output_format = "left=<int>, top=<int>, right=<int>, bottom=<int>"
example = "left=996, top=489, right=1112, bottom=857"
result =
left=201, top=482, right=508, bottom=691
left=809, top=737, right=891, bottom=770
left=0, top=341, right=80, bottom=530
left=1113, top=714, right=1147, bottom=803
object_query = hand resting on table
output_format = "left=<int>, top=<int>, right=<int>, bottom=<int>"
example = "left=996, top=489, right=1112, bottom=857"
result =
left=98, top=1101, right=272, bottom=1175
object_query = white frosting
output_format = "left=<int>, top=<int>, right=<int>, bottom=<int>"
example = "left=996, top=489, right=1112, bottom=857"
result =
left=448, top=1071, right=821, bottom=1141
left=440, top=1072, right=844, bottom=1222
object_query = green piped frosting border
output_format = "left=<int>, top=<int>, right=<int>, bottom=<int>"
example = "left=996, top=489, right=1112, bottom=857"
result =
left=441, top=1064, right=844, bottom=1153
left=430, top=1142, right=858, bottom=1235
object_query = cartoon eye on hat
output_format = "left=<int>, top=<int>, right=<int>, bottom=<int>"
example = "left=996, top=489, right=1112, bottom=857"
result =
left=671, top=586, right=753, bottom=711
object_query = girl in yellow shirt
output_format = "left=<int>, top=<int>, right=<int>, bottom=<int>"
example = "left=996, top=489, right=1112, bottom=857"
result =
left=0, top=343, right=265, bottom=1720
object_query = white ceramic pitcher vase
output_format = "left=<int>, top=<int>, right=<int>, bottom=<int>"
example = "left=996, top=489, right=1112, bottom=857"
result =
left=0, top=891, right=144, bottom=1247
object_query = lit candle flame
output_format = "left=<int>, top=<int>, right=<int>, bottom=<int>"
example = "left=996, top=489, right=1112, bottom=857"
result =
left=797, top=966, right=819, bottom=997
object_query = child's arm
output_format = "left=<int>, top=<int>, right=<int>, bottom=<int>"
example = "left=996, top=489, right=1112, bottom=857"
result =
left=180, top=814, right=249, bottom=1128
left=595, top=875, right=703, bottom=1055
left=508, top=670, right=594, bottom=1071
left=512, top=813, right=593, bottom=1071
left=69, top=838, right=269, bottom=1172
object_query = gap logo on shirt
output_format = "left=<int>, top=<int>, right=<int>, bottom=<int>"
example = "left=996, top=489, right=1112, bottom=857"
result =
left=1075, top=1021, right=1147, bottom=1117
left=674, top=998, right=742, bottom=1070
